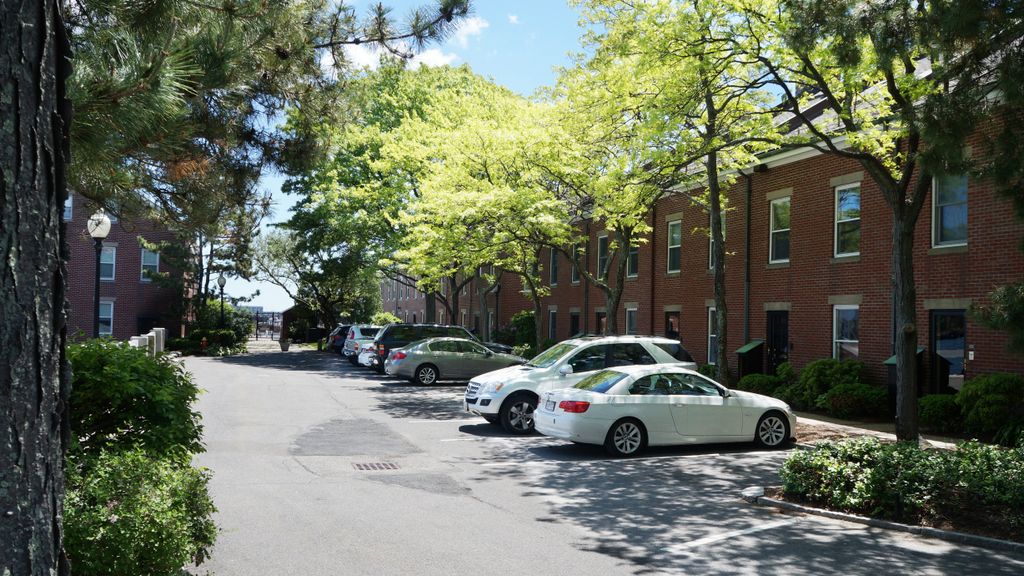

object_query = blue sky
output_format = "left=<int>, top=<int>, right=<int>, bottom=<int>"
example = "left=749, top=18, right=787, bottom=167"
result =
left=235, top=1, right=586, bottom=312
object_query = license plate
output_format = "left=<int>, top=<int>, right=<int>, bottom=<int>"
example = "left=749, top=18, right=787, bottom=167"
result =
left=546, top=400, right=555, bottom=411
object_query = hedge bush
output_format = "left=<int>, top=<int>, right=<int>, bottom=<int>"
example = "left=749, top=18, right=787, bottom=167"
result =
left=957, top=373, right=1024, bottom=445
left=772, top=358, right=862, bottom=410
left=64, top=449, right=217, bottom=576
left=736, top=374, right=784, bottom=396
left=815, top=383, right=889, bottom=419
left=698, top=363, right=717, bottom=379
left=371, top=311, right=401, bottom=325
left=919, top=394, right=962, bottom=434
left=68, top=340, right=203, bottom=458
left=782, top=438, right=1024, bottom=531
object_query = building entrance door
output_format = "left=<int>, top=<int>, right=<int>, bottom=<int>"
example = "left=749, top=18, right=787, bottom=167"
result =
left=930, top=310, right=966, bottom=393
left=766, top=311, right=789, bottom=374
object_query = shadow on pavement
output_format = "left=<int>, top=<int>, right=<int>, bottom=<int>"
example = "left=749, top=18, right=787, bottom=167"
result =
left=370, top=380, right=469, bottom=421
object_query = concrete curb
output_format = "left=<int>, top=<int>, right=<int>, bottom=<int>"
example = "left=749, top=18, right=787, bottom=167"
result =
left=741, top=487, right=1024, bottom=554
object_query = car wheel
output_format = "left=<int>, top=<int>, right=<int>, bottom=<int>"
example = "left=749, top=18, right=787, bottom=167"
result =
left=482, top=414, right=500, bottom=426
left=414, top=364, right=439, bottom=385
left=500, top=393, right=536, bottom=435
left=604, top=418, right=647, bottom=457
left=755, top=411, right=790, bottom=448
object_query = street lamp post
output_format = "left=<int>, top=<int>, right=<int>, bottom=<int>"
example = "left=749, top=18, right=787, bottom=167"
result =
left=217, top=274, right=226, bottom=328
left=87, top=209, right=112, bottom=338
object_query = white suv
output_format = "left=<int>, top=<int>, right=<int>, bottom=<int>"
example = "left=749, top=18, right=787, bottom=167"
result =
left=464, top=336, right=696, bottom=434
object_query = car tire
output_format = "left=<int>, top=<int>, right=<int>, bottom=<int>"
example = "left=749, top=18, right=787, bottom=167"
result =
left=482, top=414, right=500, bottom=426
left=347, top=355, right=357, bottom=365
left=414, top=364, right=439, bottom=386
left=604, top=418, right=647, bottom=457
left=499, top=393, right=536, bottom=435
left=754, top=411, right=790, bottom=449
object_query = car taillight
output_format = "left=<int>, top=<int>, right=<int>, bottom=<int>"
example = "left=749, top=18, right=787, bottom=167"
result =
left=348, top=332, right=354, bottom=339
left=393, top=351, right=406, bottom=360
left=377, top=343, right=384, bottom=355
left=559, top=400, right=590, bottom=413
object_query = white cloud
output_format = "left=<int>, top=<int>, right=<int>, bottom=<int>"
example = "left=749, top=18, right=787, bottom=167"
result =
left=507, top=14, right=519, bottom=25
left=454, top=16, right=489, bottom=48
left=343, top=44, right=382, bottom=71
left=411, top=48, right=459, bottom=68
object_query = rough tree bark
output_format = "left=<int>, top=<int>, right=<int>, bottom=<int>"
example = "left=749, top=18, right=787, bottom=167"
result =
left=1, top=1, right=73, bottom=574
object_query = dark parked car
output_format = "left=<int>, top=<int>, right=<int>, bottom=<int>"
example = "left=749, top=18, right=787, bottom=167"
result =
left=327, top=324, right=351, bottom=354
left=372, top=323, right=510, bottom=372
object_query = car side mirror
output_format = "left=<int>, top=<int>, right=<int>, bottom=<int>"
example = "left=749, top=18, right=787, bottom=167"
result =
left=721, top=389, right=732, bottom=398
left=558, top=364, right=573, bottom=377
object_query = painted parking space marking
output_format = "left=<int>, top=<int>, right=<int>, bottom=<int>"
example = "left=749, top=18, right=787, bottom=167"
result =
left=672, top=518, right=798, bottom=552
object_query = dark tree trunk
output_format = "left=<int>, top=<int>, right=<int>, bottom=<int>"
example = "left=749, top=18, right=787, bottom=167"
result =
left=893, top=199, right=921, bottom=441
left=1, top=1, right=72, bottom=574
left=707, top=152, right=729, bottom=384
left=425, top=291, right=436, bottom=323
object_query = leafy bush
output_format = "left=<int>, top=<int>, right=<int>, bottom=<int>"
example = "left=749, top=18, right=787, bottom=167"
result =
left=782, top=438, right=1024, bottom=529
left=776, top=361, right=797, bottom=385
left=512, top=343, right=536, bottom=359
left=697, top=363, right=717, bottom=379
left=919, top=394, right=962, bottom=434
left=772, top=358, right=862, bottom=410
left=191, top=297, right=252, bottom=344
left=371, top=311, right=401, bottom=325
left=64, top=449, right=217, bottom=576
left=816, top=383, right=889, bottom=419
left=736, top=374, right=783, bottom=396
left=957, top=373, right=1024, bottom=444
left=772, top=383, right=805, bottom=409
left=68, top=340, right=203, bottom=458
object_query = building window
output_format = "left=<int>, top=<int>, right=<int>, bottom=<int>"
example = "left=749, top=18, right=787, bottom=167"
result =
left=770, top=197, right=791, bottom=263
left=625, top=306, right=638, bottom=335
left=597, top=235, right=609, bottom=279
left=627, top=244, right=639, bottom=278
left=63, top=196, right=73, bottom=221
left=709, top=211, right=725, bottom=270
left=665, top=311, right=680, bottom=340
left=570, top=243, right=581, bottom=284
left=835, top=183, right=861, bottom=257
left=707, top=307, right=718, bottom=365
left=667, top=220, right=681, bottom=273
left=833, top=305, right=859, bottom=360
left=933, top=174, right=968, bottom=247
left=549, top=248, right=559, bottom=286
left=569, top=312, right=581, bottom=337
left=98, top=300, right=113, bottom=336
left=548, top=309, right=558, bottom=341
left=140, top=249, right=159, bottom=281
left=100, top=246, right=116, bottom=281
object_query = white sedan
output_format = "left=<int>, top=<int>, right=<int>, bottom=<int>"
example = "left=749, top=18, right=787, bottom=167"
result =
left=535, top=365, right=796, bottom=457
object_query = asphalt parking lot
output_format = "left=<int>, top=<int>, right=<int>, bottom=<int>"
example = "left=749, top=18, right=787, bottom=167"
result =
left=189, top=349, right=1024, bottom=575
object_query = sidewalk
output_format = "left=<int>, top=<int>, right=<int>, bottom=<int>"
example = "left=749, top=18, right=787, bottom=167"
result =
left=246, top=337, right=287, bottom=353
left=794, top=411, right=959, bottom=449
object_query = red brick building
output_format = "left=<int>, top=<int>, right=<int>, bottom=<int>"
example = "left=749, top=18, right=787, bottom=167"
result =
left=381, top=138, right=1024, bottom=390
left=65, top=193, right=183, bottom=340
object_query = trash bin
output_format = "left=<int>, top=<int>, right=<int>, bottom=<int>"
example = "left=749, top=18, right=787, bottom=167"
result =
left=735, top=340, right=764, bottom=379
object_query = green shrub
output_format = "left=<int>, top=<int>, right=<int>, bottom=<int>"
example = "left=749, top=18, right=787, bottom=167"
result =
left=510, top=310, right=537, bottom=347
left=919, top=394, right=962, bottom=434
left=957, top=373, right=1024, bottom=444
left=512, top=343, right=536, bottom=359
left=776, top=361, right=797, bottom=385
left=64, top=449, right=217, bottom=576
left=736, top=373, right=783, bottom=396
left=816, top=383, right=889, bottom=419
left=798, top=358, right=862, bottom=407
left=166, top=337, right=200, bottom=355
left=68, top=340, right=203, bottom=458
left=371, top=311, right=401, bottom=325
left=698, top=363, right=717, bottom=379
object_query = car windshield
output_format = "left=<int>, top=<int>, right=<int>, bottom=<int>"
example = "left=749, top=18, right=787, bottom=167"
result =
left=526, top=342, right=575, bottom=368
left=574, top=370, right=628, bottom=393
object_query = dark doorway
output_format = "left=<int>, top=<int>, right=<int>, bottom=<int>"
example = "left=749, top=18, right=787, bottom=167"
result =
left=766, top=311, right=789, bottom=374
left=595, top=312, right=607, bottom=335
left=665, top=311, right=680, bottom=341
left=930, top=310, right=966, bottom=394
left=569, top=312, right=581, bottom=338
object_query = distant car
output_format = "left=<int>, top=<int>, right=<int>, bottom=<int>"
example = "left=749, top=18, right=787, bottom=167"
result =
left=464, top=335, right=697, bottom=434
left=372, top=323, right=509, bottom=373
left=327, top=324, right=352, bottom=354
left=384, top=337, right=525, bottom=385
left=343, top=325, right=382, bottom=364
left=535, top=365, right=796, bottom=457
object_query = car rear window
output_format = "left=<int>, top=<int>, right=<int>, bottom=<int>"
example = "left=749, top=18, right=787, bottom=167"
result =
left=574, top=370, right=628, bottom=393
left=654, top=342, right=694, bottom=362
left=447, top=327, right=472, bottom=338
left=359, top=327, right=380, bottom=338
left=386, top=326, right=417, bottom=341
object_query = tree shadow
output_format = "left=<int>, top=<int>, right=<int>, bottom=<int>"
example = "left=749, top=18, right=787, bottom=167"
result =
left=369, top=380, right=471, bottom=421
left=213, top=349, right=348, bottom=377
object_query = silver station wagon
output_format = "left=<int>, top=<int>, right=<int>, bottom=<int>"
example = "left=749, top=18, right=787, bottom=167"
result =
left=384, top=337, right=525, bottom=385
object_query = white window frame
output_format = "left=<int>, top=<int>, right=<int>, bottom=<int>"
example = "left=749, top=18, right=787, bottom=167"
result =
left=597, top=234, right=609, bottom=280
left=140, top=248, right=159, bottom=281
left=769, top=197, right=791, bottom=264
left=707, top=307, right=718, bottom=365
left=932, top=174, right=968, bottom=248
left=549, top=248, right=558, bottom=286
left=98, top=300, right=114, bottom=336
left=63, top=196, right=73, bottom=222
left=626, top=244, right=639, bottom=278
left=548, top=309, right=558, bottom=341
left=667, top=220, right=682, bottom=273
left=832, top=304, right=860, bottom=360
left=570, top=243, right=581, bottom=284
left=834, top=183, right=861, bottom=257
left=100, top=246, right=116, bottom=281
left=625, top=306, right=638, bottom=335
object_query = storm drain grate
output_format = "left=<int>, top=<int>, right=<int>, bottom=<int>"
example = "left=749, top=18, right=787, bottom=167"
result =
left=352, top=462, right=399, bottom=471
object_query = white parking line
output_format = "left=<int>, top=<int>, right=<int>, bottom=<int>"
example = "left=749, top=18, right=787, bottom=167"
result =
left=407, top=419, right=478, bottom=424
left=672, top=519, right=797, bottom=551
left=439, top=437, right=479, bottom=442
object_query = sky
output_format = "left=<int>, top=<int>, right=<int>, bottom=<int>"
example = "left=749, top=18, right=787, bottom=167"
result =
left=231, top=1, right=587, bottom=312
